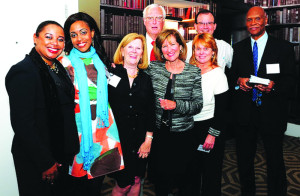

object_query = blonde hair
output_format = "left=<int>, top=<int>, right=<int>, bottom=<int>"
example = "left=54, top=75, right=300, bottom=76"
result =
left=113, top=33, right=148, bottom=69
left=154, top=29, right=187, bottom=62
left=189, top=33, right=218, bottom=66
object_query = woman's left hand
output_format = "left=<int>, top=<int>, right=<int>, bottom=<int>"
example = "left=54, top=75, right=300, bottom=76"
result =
left=203, top=134, right=215, bottom=150
left=159, top=98, right=176, bottom=110
left=138, top=137, right=152, bottom=159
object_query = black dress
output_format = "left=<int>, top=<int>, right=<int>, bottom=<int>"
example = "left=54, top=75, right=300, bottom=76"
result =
left=108, top=65, right=155, bottom=188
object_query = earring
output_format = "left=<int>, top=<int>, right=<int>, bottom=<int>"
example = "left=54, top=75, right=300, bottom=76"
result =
left=92, top=38, right=95, bottom=47
left=180, top=49, right=183, bottom=54
left=161, top=54, right=165, bottom=59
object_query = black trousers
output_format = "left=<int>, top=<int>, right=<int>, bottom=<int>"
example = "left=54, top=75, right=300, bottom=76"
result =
left=235, top=109, right=287, bottom=196
left=151, top=126, right=198, bottom=196
left=189, top=119, right=225, bottom=196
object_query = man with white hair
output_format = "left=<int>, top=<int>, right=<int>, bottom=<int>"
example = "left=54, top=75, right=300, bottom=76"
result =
left=143, top=4, right=166, bottom=62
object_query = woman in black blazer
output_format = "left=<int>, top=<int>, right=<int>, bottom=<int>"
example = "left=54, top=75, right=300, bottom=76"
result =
left=108, top=33, right=155, bottom=196
left=5, top=21, right=79, bottom=196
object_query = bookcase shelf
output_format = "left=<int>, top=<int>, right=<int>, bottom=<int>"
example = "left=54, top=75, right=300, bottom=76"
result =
left=262, top=4, right=300, bottom=10
left=100, top=4, right=144, bottom=14
left=100, top=1, right=153, bottom=61
left=267, top=23, right=300, bottom=29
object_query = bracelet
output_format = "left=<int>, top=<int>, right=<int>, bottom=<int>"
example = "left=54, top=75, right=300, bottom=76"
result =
left=146, top=135, right=153, bottom=139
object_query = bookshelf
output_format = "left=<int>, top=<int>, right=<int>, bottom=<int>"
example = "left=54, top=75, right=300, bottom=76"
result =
left=157, top=2, right=213, bottom=41
left=100, top=0, right=153, bottom=61
left=247, top=0, right=300, bottom=124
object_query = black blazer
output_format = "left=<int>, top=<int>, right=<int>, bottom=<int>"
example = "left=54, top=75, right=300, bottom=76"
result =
left=6, top=55, right=79, bottom=173
left=229, top=36, right=297, bottom=131
left=108, top=65, right=155, bottom=152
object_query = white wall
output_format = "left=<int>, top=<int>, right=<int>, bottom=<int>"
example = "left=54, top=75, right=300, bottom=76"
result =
left=0, top=1, right=78, bottom=195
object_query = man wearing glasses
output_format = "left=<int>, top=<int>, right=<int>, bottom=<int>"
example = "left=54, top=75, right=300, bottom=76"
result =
left=229, top=6, right=296, bottom=196
left=186, top=9, right=233, bottom=72
left=143, top=4, right=165, bottom=63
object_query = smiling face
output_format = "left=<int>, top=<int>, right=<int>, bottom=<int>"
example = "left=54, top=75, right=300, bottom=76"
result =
left=34, top=24, right=64, bottom=64
left=246, top=7, right=268, bottom=40
left=144, top=7, right=165, bottom=40
left=194, top=13, right=216, bottom=35
left=194, top=42, right=214, bottom=66
left=161, top=35, right=182, bottom=62
left=121, top=39, right=143, bottom=67
left=69, top=20, right=95, bottom=53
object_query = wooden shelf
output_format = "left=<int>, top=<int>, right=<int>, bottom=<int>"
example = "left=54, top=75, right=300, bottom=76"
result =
left=266, top=23, right=300, bottom=29
left=166, top=16, right=183, bottom=21
left=100, top=4, right=144, bottom=16
left=100, top=34, right=124, bottom=41
left=262, top=4, right=300, bottom=10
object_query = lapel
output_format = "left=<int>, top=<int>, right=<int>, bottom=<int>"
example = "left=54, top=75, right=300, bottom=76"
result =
left=243, top=38, right=255, bottom=76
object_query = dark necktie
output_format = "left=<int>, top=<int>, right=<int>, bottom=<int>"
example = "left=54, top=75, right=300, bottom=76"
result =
left=150, top=41, right=156, bottom=61
left=252, top=41, right=258, bottom=102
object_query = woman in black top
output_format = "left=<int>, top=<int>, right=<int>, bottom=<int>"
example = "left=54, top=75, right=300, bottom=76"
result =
left=108, top=33, right=155, bottom=196
left=5, top=21, right=79, bottom=196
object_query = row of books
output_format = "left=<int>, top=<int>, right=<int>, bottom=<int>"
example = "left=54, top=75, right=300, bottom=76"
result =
left=100, top=0, right=152, bottom=9
left=163, top=4, right=209, bottom=20
left=103, top=40, right=120, bottom=62
left=269, top=27, right=300, bottom=42
left=245, top=0, right=300, bottom=6
left=100, top=10, right=146, bottom=35
left=268, top=8, right=300, bottom=24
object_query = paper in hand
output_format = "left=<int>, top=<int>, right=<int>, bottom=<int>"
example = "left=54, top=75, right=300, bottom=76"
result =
left=249, top=75, right=270, bottom=86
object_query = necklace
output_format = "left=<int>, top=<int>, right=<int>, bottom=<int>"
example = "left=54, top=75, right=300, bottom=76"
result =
left=46, top=62, right=59, bottom=74
left=127, top=69, right=139, bottom=78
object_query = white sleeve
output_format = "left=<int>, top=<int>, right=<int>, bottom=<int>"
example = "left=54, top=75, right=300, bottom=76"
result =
left=214, top=69, right=229, bottom=95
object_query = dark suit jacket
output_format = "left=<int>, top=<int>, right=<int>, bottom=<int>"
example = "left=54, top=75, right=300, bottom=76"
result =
left=229, top=35, right=296, bottom=132
left=6, top=55, right=79, bottom=177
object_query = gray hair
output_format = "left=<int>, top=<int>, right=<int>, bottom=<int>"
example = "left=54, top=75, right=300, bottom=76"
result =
left=143, top=4, right=166, bottom=19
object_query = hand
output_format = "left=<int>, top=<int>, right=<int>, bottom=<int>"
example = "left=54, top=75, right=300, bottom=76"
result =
left=203, top=134, right=215, bottom=150
left=42, top=163, right=60, bottom=184
left=237, top=77, right=252, bottom=91
left=159, top=98, right=176, bottom=110
left=255, top=81, right=275, bottom=93
left=138, top=134, right=152, bottom=159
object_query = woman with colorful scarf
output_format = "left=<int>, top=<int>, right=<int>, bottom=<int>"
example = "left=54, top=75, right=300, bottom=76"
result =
left=59, top=12, right=123, bottom=196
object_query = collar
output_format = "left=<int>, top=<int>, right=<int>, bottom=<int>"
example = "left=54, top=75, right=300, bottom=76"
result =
left=251, top=31, right=268, bottom=49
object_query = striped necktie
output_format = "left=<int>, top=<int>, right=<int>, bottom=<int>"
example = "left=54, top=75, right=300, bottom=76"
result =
left=252, top=41, right=258, bottom=102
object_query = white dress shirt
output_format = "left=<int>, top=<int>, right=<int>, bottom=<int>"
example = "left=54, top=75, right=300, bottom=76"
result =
left=251, top=32, right=268, bottom=70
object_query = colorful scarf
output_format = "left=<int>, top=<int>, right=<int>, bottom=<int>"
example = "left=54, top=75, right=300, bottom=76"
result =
left=68, top=47, right=109, bottom=170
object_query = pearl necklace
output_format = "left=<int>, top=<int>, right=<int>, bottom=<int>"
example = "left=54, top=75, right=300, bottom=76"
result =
left=128, top=69, right=139, bottom=79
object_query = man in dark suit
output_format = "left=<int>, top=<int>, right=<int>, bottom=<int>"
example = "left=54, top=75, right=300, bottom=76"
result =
left=229, top=6, right=296, bottom=196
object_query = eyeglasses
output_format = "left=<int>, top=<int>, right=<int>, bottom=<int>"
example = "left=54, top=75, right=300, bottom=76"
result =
left=255, top=90, right=262, bottom=107
left=197, top=22, right=214, bottom=26
left=146, top=16, right=164, bottom=22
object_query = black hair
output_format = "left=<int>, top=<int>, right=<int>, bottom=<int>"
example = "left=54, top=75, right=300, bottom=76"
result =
left=35, top=20, right=63, bottom=37
left=64, top=12, right=110, bottom=66
left=194, top=9, right=215, bottom=24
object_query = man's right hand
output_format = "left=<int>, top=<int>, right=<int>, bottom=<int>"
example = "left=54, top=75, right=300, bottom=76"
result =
left=237, top=77, right=252, bottom=91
